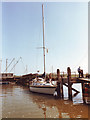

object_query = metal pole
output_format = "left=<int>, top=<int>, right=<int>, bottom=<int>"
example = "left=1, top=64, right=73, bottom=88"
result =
left=26, top=65, right=28, bottom=74
left=6, top=59, right=8, bottom=73
left=4, top=58, right=15, bottom=73
left=52, top=66, right=53, bottom=77
left=0, top=60, right=2, bottom=73
left=42, top=4, right=45, bottom=75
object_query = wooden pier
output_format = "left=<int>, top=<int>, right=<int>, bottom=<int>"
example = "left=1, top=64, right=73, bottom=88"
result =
left=56, top=67, right=90, bottom=104
left=15, top=67, right=90, bottom=104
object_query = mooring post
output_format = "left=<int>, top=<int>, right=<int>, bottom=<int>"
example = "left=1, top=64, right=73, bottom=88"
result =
left=61, top=75, right=64, bottom=98
left=63, top=72, right=64, bottom=77
left=81, top=83, right=85, bottom=103
left=67, top=67, right=72, bottom=100
left=57, top=69, right=61, bottom=98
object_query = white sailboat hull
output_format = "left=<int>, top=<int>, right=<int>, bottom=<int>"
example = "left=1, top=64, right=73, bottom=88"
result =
left=30, top=85, right=56, bottom=95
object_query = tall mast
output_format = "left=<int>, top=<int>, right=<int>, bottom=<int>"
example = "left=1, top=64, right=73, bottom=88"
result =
left=42, top=4, right=45, bottom=75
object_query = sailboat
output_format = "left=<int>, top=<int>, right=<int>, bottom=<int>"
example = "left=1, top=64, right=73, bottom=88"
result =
left=29, top=4, right=57, bottom=95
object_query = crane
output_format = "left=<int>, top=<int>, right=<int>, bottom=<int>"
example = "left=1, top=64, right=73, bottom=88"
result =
left=4, top=58, right=15, bottom=73
left=9, top=57, right=22, bottom=72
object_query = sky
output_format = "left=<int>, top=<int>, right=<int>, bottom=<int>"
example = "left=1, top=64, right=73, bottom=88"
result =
left=1, top=2, right=88, bottom=75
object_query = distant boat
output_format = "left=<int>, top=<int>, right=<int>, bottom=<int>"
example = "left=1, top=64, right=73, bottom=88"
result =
left=29, top=4, right=57, bottom=95
left=0, top=80, right=9, bottom=85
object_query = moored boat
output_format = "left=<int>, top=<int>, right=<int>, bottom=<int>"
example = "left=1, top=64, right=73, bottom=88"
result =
left=29, top=4, right=57, bottom=95
left=30, top=77, right=57, bottom=95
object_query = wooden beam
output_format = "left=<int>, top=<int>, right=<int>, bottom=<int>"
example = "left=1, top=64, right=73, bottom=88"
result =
left=63, top=83, right=80, bottom=93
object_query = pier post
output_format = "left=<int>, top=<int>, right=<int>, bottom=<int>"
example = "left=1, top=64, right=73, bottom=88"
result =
left=81, top=83, right=85, bottom=103
left=57, top=69, right=61, bottom=98
left=61, top=75, right=64, bottom=98
left=63, top=72, right=64, bottom=77
left=67, top=67, right=72, bottom=100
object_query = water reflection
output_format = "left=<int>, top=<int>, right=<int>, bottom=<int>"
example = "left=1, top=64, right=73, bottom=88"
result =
left=0, top=85, right=2, bottom=119
left=1, top=84, right=88, bottom=118
left=29, top=92, right=88, bottom=118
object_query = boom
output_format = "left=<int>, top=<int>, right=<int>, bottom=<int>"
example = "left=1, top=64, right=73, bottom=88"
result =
left=4, top=58, right=15, bottom=72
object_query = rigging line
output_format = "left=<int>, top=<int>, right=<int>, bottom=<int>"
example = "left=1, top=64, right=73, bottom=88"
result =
left=73, top=56, right=87, bottom=70
left=36, top=48, right=39, bottom=72
left=23, top=66, right=28, bottom=74
left=72, top=50, right=88, bottom=70
left=9, top=57, right=22, bottom=72
left=35, top=11, right=42, bottom=73
left=4, top=58, right=15, bottom=72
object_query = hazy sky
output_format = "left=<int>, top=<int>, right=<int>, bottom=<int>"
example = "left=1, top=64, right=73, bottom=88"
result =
left=2, top=2, right=88, bottom=75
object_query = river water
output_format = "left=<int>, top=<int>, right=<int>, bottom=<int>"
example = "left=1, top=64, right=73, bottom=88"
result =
left=0, top=83, right=89, bottom=118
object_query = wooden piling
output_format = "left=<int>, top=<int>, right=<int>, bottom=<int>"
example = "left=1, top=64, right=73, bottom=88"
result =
left=81, top=83, right=85, bottom=103
left=57, top=69, right=61, bottom=98
left=57, top=69, right=60, bottom=80
left=63, top=72, right=64, bottom=77
left=61, top=75, right=64, bottom=98
left=67, top=67, right=72, bottom=100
